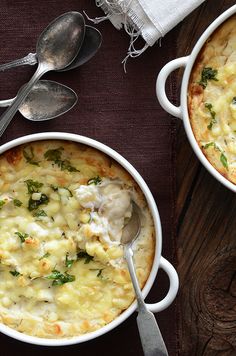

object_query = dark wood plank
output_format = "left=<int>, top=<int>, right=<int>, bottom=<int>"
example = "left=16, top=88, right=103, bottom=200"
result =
left=176, top=0, right=236, bottom=354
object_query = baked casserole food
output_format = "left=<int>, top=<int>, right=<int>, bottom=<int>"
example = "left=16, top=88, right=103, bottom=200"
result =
left=188, top=15, right=236, bottom=184
left=0, top=140, right=155, bottom=338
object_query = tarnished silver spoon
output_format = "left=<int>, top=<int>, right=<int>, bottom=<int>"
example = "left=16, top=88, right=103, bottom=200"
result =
left=121, top=201, right=169, bottom=356
left=0, top=25, right=101, bottom=72
left=0, top=11, right=85, bottom=137
left=0, top=80, right=77, bottom=121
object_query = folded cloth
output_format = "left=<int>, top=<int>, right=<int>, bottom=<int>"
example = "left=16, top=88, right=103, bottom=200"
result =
left=92, top=0, right=205, bottom=61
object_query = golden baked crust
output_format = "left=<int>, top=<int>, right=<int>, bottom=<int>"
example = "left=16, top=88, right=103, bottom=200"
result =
left=0, top=140, right=155, bottom=338
left=188, top=15, right=236, bottom=183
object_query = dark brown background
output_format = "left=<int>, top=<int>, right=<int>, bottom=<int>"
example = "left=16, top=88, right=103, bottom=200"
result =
left=0, top=0, right=177, bottom=355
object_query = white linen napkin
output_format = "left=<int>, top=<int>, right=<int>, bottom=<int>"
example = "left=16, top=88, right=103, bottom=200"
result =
left=90, top=0, right=205, bottom=64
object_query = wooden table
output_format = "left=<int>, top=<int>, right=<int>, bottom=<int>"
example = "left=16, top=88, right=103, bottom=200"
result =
left=176, top=1, right=236, bottom=354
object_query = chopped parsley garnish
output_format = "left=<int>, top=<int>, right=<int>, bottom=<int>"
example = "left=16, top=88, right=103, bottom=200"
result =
left=50, top=185, right=58, bottom=191
left=220, top=152, right=228, bottom=169
left=23, top=147, right=40, bottom=166
left=9, top=270, right=20, bottom=277
left=77, top=251, right=94, bottom=264
left=25, top=179, right=43, bottom=194
left=33, top=209, right=47, bottom=217
left=202, top=142, right=216, bottom=150
left=44, top=147, right=64, bottom=162
left=50, top=185, right=73, bottom=197
left=97, top=269, right=103, bottom=278
left=87, top=176, right=102, bottom=185
left=198, top=67, right=218, bottom=89
left=24, top=180, right=49, bottom=211
left=44, top=147, right=79, bottom=173
left=28, top=194, right=49, bottom=211
left=46, top=270, right=75, bottom=286
left=65, top=253, right=75, bottom=268
left=202, top=142, right=228, bottom=170
left=59, top=160, right=79, bottom=172
left=90, top=268, right=105, bottom=279
left=13, top=199, right=22, bottom=207
left=39, top=252, right=50, bottom=260
left=205, top=103, right=217, bottom=130
left=15, top=231, right=29, bottom=243
left=0, top=200, right=5, bottom=209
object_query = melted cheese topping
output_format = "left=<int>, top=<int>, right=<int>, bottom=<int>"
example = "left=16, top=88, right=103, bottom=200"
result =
left=188, top=15, right=236, bottom=184
left=0, top=140, right=154, bottom=338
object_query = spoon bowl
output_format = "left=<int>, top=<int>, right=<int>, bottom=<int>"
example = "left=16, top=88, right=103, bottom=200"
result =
left=0, top=25, right=101, bottom=72
left=59, top=25, right=102, bottom=70
left=0, top=80, right=78, bottom=121
left=121, top=201, right=141, bottom=245
left=121, top=201, right=169, bottom=356
left=37, top=12, right=85, bottom=71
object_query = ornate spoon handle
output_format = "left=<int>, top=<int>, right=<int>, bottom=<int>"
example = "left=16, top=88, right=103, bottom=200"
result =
left=0, top=53, right=37, bottom=71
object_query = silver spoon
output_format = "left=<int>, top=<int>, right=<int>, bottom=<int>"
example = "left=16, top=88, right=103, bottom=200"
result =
left=0, top=11, right=85, bottom=137
left=0, top=25, right=101, bottom=72
left=121, top=201, right=169, bottom=356
left=0, top=80, right=77, bottom=120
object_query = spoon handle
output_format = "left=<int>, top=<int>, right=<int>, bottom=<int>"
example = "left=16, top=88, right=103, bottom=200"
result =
left=0, top=98, right=14, bottom=107
left=124, top=245, right=169, bottom=356
left=0, top=53, right=37, bottom=72
left=0, top=64, right=46, bottom=136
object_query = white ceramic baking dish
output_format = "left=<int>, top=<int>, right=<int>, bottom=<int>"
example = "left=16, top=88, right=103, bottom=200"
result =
left=156, top=4, right=236, bottom=192
left=0, top=132, right=179, bottom=346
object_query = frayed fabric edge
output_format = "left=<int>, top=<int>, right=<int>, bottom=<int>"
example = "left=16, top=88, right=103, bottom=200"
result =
left=88, top=0, right=160, bottom=71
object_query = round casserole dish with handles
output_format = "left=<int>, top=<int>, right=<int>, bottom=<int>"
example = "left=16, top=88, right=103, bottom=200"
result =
left=156, top=4, right=236, bottom=193
left=0, top=132, right=179, bottom=346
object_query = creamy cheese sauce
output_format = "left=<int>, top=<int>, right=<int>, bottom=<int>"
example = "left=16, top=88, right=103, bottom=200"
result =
left=0, top=140, right=155, bottom=338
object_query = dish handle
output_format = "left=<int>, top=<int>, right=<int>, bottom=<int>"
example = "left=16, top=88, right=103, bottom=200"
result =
left=156, top=56, right=189, bottom=119
left=145, top=256, right=179, bottom=312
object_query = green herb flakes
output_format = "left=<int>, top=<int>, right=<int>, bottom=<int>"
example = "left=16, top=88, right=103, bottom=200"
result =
left=220, top=152, right=228, bottom=170
left=15, top=231, right=29, bottom=243
left=0, top=200, right=5, bottom=209
left=44, top=147, right=79, bottom=173
left=28, top=194, right=49, bottom=211
left=87, top=176, right=102, bottom=185
left=59, top=160, right=79, bottom=172
left=202, top=142, right=215, bottom=150
left=13, top=199, right=22, bottom=207
left=232, top=97, right=236, bottom=105
left=51, top=185, right=73, bottom=197
left=33, top=209, right=47, bottom=217
left=46, top=269, right=75, bottom=286
left=97, top=269, right=103, bottom=278
left=198, top=67, right=218, bottom=89
left=23, top=147, right=40, bottom=166
left=205, top=103, right=217, bottom=130
left=39, top=252, right=50, bottom=260
left=9, top=270, right=20, bottom=277
left=202, top=142, right=228, bottom=170
left=44, top=147, right=64, bottom=162
left=65, top=253, right=74, bottom=268
left=25, top=179, right=43, bottom=194
left=77, top=251, right=94, bottom=264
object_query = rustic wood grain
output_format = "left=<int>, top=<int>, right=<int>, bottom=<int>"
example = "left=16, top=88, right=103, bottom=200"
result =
left=176, top=0, right=236, bottom=355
